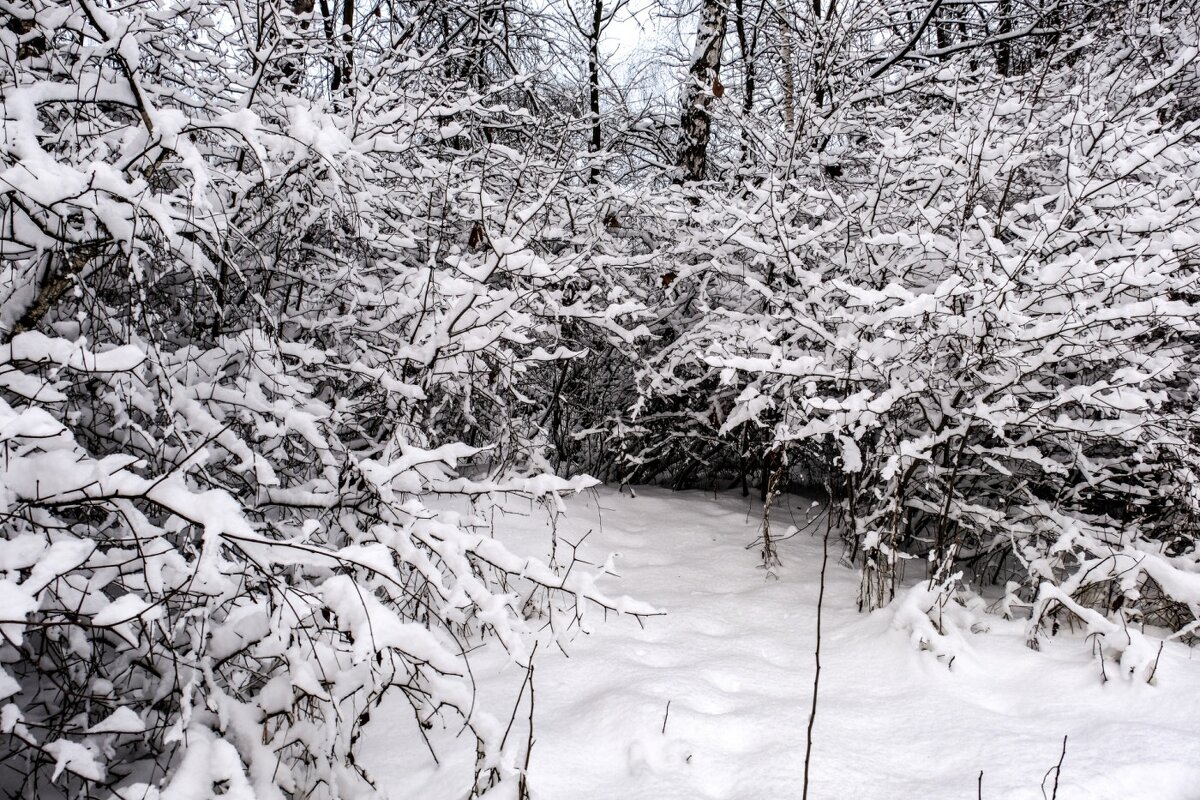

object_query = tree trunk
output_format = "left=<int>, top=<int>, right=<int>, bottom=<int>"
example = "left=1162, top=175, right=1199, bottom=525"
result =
left=779, top=15, right=796, bottom=133
left=331, top=0, right=354, bottom=98
left=812, top=0, right=828, bottom=110
left=994, top=0, right=1013, bottom=76
left=675, top=0, right=726, bottom=183
left=589, top=0, right=603, bottom=183
left=733, top=0, right=756, bottom=166
left=934, top=5, right=952, bottom=60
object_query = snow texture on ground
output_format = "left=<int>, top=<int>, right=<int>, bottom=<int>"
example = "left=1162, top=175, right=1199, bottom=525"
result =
left=361, top=488, right=1200, bottom=799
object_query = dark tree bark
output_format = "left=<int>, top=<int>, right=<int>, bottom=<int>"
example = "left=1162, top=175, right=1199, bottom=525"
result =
left=675, top=0, right=726, bottom=183
left=934, top=3, right=953, bottom=60
left=812, top=0, right=829, bottom=110
left=589, top=0, right=603, bottom=183
left=994, top=0, right=1014, bottom=76
left=733, top=0, right=756, bottom=165
left=329, top=0, right=355, bottom=97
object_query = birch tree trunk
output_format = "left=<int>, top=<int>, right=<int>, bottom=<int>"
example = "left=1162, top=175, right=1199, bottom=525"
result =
left=676, top=0, right=727, bottom=183
left=780, top=15, right=796, bottom=134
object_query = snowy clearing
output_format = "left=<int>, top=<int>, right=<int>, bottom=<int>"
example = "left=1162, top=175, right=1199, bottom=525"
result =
left=363, top=488, right=1200, bottom=800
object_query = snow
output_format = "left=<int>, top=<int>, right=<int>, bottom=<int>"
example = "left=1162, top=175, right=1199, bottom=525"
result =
left=0, top=579, right=39, bottom=646
left=44, top=738, right=104, bottom=782
left=160, top=729, right=257, bottom=800
left=87, top=707, right=146, bottom=734
left=3, top=331, right=144, bottom=373
left=91, top=593, right=157, bottom=627
left=361, top=488, right=1200, bottom=799
left=319, top=574, right=462, bottom=672
left=0, top=668, right=19, bottom=702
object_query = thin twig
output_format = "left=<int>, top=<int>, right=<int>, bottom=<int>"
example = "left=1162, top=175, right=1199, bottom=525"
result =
left=1148, top=641, right=1164, bottom=684
left=802, top=507, right=831, bottom=800
left=1041, top=735, right=1068, bottom=800
left=518, top=648, right=537, bottom=800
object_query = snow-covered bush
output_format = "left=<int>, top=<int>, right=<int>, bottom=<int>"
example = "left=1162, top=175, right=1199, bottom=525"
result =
left=633, top=10, right=1200, bottom=668
left=0, top=0, right=653, bottom=796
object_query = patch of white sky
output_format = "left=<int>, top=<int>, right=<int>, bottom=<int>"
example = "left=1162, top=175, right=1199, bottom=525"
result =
left=601, top=0, right=664, bottom=60
left=598, top=0, right=691, bottom=108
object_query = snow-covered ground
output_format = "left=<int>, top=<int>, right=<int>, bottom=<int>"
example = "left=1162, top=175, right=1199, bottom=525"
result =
left=361, top=488, right=1200, bottom=799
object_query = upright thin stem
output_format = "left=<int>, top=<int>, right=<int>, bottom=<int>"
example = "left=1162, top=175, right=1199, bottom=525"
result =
left=802, top=507, right=831, bottom=799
